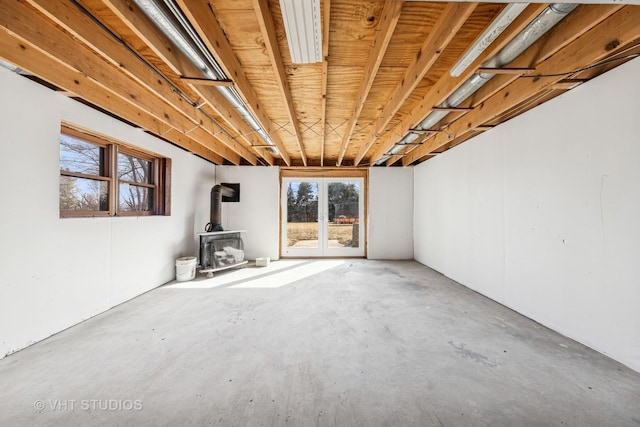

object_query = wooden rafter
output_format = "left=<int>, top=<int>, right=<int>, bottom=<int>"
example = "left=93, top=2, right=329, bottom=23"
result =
left=369, top=3, right=549, bottom=166
left=0, top=0, right=632, bottom=169
left=320, top=0, right=330, bottom=167
left=253, top=0, right=307, bottom=166
left=336, top=0, right=403, bottom=167
left=476, top=67, right=536, bottom=74
left=178, top=77, right=234, bottom=86
left=551, top=79, right=586, bottom=90
left=0, top=13, right=224, bottom=164
left=402, top=6, right=640, bottom=165
left=175, top=0, right=293, bottom=166
left=193, top=85, right=275, bottom=165
left=353, top=2, right=478, bottom=166
left=25, top=0, right=266, bottom=166
left=439, top=3, right=624, bottom=118
left=394, top=3, right=624, bottom=166
left=98, top=0, right=273, bottom=166
left=0, top=0, right=243, bottom=164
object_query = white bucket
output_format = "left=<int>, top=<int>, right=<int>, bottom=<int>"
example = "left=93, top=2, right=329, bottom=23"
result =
left=175, top=256, right=197, bottom=282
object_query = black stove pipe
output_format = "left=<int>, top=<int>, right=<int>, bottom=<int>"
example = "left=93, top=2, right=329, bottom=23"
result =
left=206, top=184, right=235, bottom=232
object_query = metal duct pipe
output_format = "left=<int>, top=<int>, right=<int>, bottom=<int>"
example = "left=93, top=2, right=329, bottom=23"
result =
left=159, top=0, right=279, bottom=154
left=207, top=185, right=235, bottom=232
left=217, top=86, right=280, bottom=155
left=377, top=3, right=577, bottom=165
left=132, top=0, right=209, bottom=73
left=133, top=0, right=279, bottom=155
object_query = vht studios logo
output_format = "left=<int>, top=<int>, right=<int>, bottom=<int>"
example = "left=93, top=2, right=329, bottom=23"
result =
left=34, top=399, right=143, bottom=412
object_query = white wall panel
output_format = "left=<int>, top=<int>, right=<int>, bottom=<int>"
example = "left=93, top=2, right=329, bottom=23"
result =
left=368, top=168, right=414, bottom=259
left=214, top=166, right=281, bottom=261
left=414, top=57, right=640, bottom=372
left=0, top=67, right=214, bottom=358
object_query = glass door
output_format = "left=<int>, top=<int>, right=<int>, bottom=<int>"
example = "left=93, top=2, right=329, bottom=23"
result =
left=282, top=179, right=322, bottom=257
left=282, top=178, right=364, bottom=257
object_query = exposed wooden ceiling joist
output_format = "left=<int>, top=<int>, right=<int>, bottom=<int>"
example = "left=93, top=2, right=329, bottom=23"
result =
left=1, top=0, right=242, bottom=163
left=368, top=2, right=549, bottom=165
left=353, top=2, right=478, bottom=166
left=0, top=1, right=637, bottom=168
left=336, top=0, right=403, bottom=166
left=0, top=6, right=225, bottom=164
left=319, top=0, right=330, bottom=167
left=253, top=0, right=308, bottom=166
left=175, top=0, right=294, bottom=166
left=402, top=5, right=640, bottom=165
left=28, top=0, right=268, bottom=166
left=97, top=0, right=271, bottom=165
left=386, top=3, right=623, bottom=166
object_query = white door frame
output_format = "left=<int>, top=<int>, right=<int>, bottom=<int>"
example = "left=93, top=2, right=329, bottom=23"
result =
left=281, top=177, right=364, bottom=257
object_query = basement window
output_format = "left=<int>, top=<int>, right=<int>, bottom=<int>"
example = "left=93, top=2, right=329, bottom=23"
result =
left=59, top=124, right=170, bottom=218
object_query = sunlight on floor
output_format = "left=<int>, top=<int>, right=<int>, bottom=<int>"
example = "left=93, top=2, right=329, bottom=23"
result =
left=165, top=259, right=345, bottom=290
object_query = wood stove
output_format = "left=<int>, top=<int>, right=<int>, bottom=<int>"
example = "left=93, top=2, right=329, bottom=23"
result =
left=198, top=230, right=247, bottom=277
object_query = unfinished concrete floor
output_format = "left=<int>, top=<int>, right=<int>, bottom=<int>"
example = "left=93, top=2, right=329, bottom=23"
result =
left=1, top=260, right=639, bottom=426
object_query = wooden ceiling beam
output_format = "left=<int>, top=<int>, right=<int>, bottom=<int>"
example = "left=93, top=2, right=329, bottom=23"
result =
left=25, top=0, right=264, bottom=166
left=178, top=77, right=234, bottom=87
left=320, top=0, right=330, bottom=167
left=395, top=3, right=623, bottom=166
left=353, top=2, right=478, bottom=166
left=0, top=0, right=244, bottom=164
left=0, top=24, right=223, bottom=164
left=97, top=0, right=192, bottom=77
left=443, top=4, right=623, bottom=115
left=253, top=0, right=307, bottom=166
left=175, top=0, right=292, bottom=166
left=402, top=6, right=640, bottom=165
left=336, top=0, right=403, bottom=167
left=551, top=79, right=586, bottom=90
left=476, top=67, right=536, bottom=74
left=368, top=3, right=549, bottom=165
left=99, top=0, right=273, bottom=165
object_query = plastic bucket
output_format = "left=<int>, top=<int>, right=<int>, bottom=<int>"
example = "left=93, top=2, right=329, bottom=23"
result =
left=175, top=256, right=197, bottom=282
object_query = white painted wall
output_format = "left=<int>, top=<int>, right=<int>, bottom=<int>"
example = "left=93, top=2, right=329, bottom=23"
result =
left=214, top=166, right=280, bottom=261
left=0, top=67, right=215, bottom=359
left=414, top=57, right=640, bottom=372
left=368, top=167, right=414, bottom=259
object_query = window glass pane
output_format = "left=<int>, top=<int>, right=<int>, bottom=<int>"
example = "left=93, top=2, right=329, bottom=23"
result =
left=285, top=181, right=318, bottom=248
left=60, top=134, right=105, bottom=176
left=59, top=176, right=109, bottom=211
left=328, top=182, right=360, bottom=248
left=119, top=184, right=153, bottom=212
left=118, top=152, right=152, bottom=184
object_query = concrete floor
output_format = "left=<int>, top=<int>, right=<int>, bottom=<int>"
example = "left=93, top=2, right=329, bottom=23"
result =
left=1, top=260, right=639, bottom=426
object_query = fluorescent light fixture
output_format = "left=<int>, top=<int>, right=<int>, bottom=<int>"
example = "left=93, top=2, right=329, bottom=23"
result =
left=279, top=0, right=322, bottom=64
left=450, top=3, right=529, bottom=77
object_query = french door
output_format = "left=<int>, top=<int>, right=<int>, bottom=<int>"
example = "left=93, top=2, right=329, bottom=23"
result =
left=282, top=178, right=364, bottom=257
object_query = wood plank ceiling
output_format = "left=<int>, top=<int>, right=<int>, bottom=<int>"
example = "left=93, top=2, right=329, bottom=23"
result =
left=0, top=0, right=638, bottom=167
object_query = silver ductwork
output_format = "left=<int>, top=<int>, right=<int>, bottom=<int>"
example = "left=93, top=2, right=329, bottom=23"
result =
left=206, top=185, right=235, bottom=232
left=132, top=0, right=279, bottom=154
left=378, top=3, right=577, bottom=165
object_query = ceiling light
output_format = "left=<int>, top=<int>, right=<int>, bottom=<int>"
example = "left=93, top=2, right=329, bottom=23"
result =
left=279, top=0, right=322, bottom=64
left=450, top=3, right=529, bottom=77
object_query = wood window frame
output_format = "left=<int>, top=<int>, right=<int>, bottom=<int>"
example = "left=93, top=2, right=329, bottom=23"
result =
left=279, top=167, right=369, bottom=258
left=60, top=123, right=171, bottom=218
left=116, top=145, right=157, bottom=217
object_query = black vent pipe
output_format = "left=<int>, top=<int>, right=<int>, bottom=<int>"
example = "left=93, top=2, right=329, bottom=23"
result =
left=206, top=185, right=235, bottom=232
